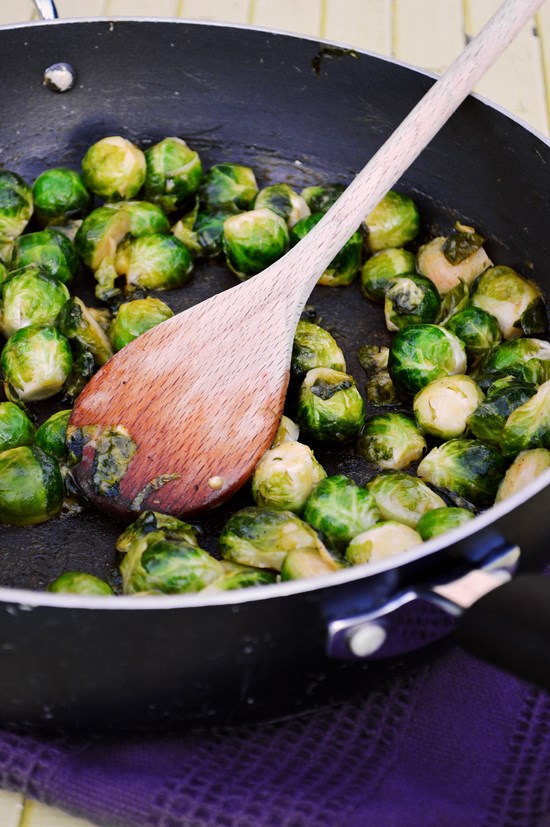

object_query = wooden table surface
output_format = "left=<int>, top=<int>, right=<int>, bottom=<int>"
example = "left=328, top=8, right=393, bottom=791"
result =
left=0, top=1, right=548, bottom=825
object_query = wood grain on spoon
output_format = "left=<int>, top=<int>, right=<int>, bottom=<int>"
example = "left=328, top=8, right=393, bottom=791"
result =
left=68, top=0, right=544, bottom=520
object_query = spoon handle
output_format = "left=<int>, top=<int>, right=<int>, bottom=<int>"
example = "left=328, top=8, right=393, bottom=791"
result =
left=278, top=0, right=545, bottom=307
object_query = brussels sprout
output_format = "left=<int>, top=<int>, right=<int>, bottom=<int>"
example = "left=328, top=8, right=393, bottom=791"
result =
left=302, top=474, right=380, bottom=550
left=0, top=445, right=63, bottom=525
left=81, top=136, right=146, bottom=201
left=0, top=171, right=33, bottom=263
left=12, top=228, right=80, bottom=286
left=0, top=261, right=8, bottom=285
left=384, top=273, right=441, bottom=331
left=280, top=546, right=342, bottom=581
left=445, top=306, right=502, bottom=361
left=35, top=409, right=71, bottom=459
left=363, top=190, right=420, bottom=253
left=0, top=401, right=35, bottom=452
left=271, top=415, right=300, bottom=447
left=296, top=367, right=365, bottom=443
left=388, top=324, right=467, bottom=395
left=416, top=506, right=474, bottom=540
left=366, top=471, right=446, bottom=527
left=108, top=297, right=173, bottom=351
left=199, top=163, right=258, bottom=212
left=251, top=440, right=326, bottom=513
left=116, top=510, right=201, bottom=555
left=300, top=184, right=345, bottom=214
left=467, top=376, right=536, bottom=448
left=413, top=374, right=484, bottom=440
left=416, top=235, right=492, bottom=294
left=222, top=208, right=289, bottom=280
left=441, top=222, right=486, bottom=264
left=357, top=413, right=427, bottom=470
left=75, top=206, right=132, bottom=302
left=1, top=324, right=72, bottom=402
left=500, top=379, right=550, bottom=456
left=255, top=183, right=310, bottom=228
left=116, top=200, right=170, bottom=237
left=203, top=561, right=278, bottom=592
left=116, top=233, right=193, bottom=292
left=144, top=137, right=202, bottom=213
left=470, top=265, right=547, bottom=340
left=346, top=521, right=422, bottom=564
left=32, top=167, right=92, bottom=227
left=360, top=247, right=416, bottom=303
left=434, top=279, right=470, bottom=326
left=218, top=506, right=327, bottom=571
left=173, top=206, right=235, bottom=259
left=48, top=572, right=114, bottom=595
left=0, top=267, right=70, bottom=338
left=290, top=213, right=362, bottom=286
left=291, top=320, right=346, bottom=382
left=417, top=439, right=508, bottom=507
left=121, top=538, right=223, bottom=595
left=473, top=338, right=550, bottom=388
left=57, top=296, right=113, bottom=366
left=495, top=448, right=550, bottom=502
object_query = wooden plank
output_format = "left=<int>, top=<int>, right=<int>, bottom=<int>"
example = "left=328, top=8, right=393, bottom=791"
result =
left=103, top=0, right=179, bottom=15
left=0, top=0, right=36, bottom=23
left=55, top=0, right=107, bottom=16
left=20, top=800, right=97, bottom=827
left=0, top=791, right=24, bottom=827
left=393, top=0, right=464, bottom=73
left=251, top=0, right=322, bottom=38
left=179, top=0, right=251, bottom=25
left=323, top=0, right=391, bottom=55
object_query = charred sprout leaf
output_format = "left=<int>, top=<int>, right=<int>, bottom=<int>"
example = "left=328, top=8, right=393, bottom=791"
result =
left=252, top=440, right=326, bottom=513
left=108, top=297, right=173, bottom=351
left=81, top=136, right=146, bottom=201
left=280, top=546, right=342, bottom=581
left=442, top=222, right=485, bottom=264
left=357, top=344, right=389, bottom=374
left=417, top=235, right=492, bottom=295
left=61, top=341, right=95, bottom=402
left=271, top=415, right=300, bottom=447
left=297, top=367, right=365, bottom=443
left=495, top=448, right=550, bottom=502
left=48, top=572, right=114, bottom=595
left=0, top=401, right=35, bottom=452
left=358, top=412, right=426, bottom=470
left=291, top=320, right=346, bottom=383
left=223, top=208, right=289, bottom=280
left=91, top=426, right=137, bottom=498
left=204, top=561, right=277, bottom=591
left=144, top=137, right=202, bottom=213
left=255, top=183, right=310, bottom=228
left=363, top=190, right=420, bottom=253
left=35, top=409, right=71, bottom=459
left=302, top=474, right=380, bottom=550
left=366, top=370, right=401, bottom=407
left=416, top=506, right=474, bottom=540
left=388, top=324, right=467, bottom=395
left=413, top=374, right=484, bottom=440
left=116, top=510, right=200, bottom=555
left=346, top=521, right=422, bottom=564
left=472, top=338, right=550, bottom=389
left=13, top=228, right=79, bottom=285
left=366, top=470, right=446, bottom=528
left=384, top=273, right=441, bottom=331
left=0, top=266, right=70, bottom=337
left=417, top=439, right=508, bottom=507
left=32, top=167, right=92, bottom=227
left=300, top=183, right=345, bottom=214
left=0, top=171, right=34, bottom=263
left=116, top=233, right=193, bottom=292
left=1, top=324, right=72, bottom=402
left=290, top=213, right=362, bottom=286
left=360, top=248, right=416, bottom=303
left=467, top=376, right=536, bottom=448
left=471, top=265, right=547, bottom=340
left=445, top=305, right=501, bottom=361
left=500, top=380, right=550, bottom=456
left=58, top=296, right=113, bottom=365
left=0, top=445, right=63, bottom=526
left=199, top=163, right=258, bottom=212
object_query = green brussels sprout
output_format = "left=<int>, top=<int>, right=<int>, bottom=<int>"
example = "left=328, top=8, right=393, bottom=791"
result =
left=116, top=510, right=201, bottom=555
left=291, top=320, right=346, bottom=383
left=115, top=200, right=170, bottom=237
left=222, top=208, right=289, bottom=280
left=35, top=409, right=71, bottom=459
left=388, top=324, right=467, bottom=395
left=360, top=247, right=416, bottom=303
left=173, top=204, right=236, bottom=259
left=413, top=374, right=484, bottom=440
left=0, top=445, right=63, bottom=525
left=300, top=184, right=345, bottom=214
left=417, top=439, right=508, bottom=507
left=416, top=506, right=474, bottom=540
left=32, top=167, right=92, bottom=227
left=48, top=572, right=114, bottom=595
left=357, top=413, right=427, bottom=470
left=0, top=267, right=70, bottom=338
left=218, top=506, right=327, bottom=571
left=199, top=163, right=258, bottom=212
left=473, top=338, right=550, bottom=388
left=346, top=521, right=422, bottom=565
left=384, top=273, right=441, bottom=331
left=366, top=470, right=446, bottom=528
left=203, top=561, right=278, bottom=592
left=434, top=279, right=470, bottom=326
left=495, top=448, right=550, bottom=503
left=290, top=212, right=362, bottom=286
left=363, top=190, right=420, bottom=253
left=116, top=233, right=193, bottom=291
left=271, top=415, right=300, bottom=447
left=121, top=538, right=223, bottom=595
left=1, top=324, right=72, bottom=402
left=302, top=474, right=380, bottom=550
left=296, top=367, right=365, bottom=443
left=0, top=261, right=8, bottom=285
left=144, top=137, right=202, bottom=213
left=471, top=265, right=547, bottom=340
left=12, top=228, right=80, bottom=286
left=0, top=401, right=35, bottom=452
left=416, top=234, right=492, bottom=295
left=75, top=205, right=131, bottom=302
left=251, top=440, right=326, bottom=513
left=255, top=183, right=310, bottom=228
left=0, top=170, right=34, bottom=263
left=500, top=379, right=550, bottom=457
left=445, top=306, right=502, bottom=361
left=57, top=296, right=114, bottom=366
left=280, top=546, right=342, bottom=581
left=467, top=376, right=536, bottom=448
left=108, top=297, right=173, bottom=351
left=81, top=136, right=146, bottom=201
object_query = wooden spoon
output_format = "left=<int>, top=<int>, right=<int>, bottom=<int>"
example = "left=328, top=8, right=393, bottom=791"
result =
left=68, top=0, right=543, bottom=520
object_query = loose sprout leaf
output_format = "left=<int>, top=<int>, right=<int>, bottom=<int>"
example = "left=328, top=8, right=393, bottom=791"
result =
left=442, top=222, right=485, bottom=264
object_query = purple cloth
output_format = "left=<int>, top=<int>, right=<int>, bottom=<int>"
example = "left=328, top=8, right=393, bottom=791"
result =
left=0, top=639, right=549, bottom=827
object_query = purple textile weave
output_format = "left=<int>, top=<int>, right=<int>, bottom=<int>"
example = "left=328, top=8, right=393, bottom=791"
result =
left=0, top=638, right=549, bottom=827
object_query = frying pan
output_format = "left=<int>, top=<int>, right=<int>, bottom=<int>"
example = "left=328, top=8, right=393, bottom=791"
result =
left=0, top=13, right=549, bottom=733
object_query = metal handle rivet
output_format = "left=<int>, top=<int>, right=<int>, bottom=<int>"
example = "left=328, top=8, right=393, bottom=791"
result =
left=347, top=622, right=387, bottom=658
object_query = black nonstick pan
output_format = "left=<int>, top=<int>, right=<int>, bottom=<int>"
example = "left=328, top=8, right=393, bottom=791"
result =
left=0, top=16, right=548, bottom=733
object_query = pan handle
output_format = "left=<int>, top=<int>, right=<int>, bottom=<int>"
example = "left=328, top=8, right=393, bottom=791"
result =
left=33, top=0, right=58, bottom=20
